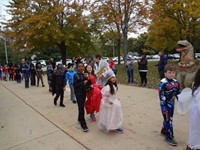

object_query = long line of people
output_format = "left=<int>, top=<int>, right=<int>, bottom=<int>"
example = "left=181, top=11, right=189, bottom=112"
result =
left=50, top=55, right=123, bottom=133
left=0, top=55, right=124, bottom=134
left=1, top=54, right=200, bottom=149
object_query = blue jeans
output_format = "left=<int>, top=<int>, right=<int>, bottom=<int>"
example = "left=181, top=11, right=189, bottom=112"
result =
left=127, top=69, right=134, bottom=83
left=69, top=84, right=76, bottom=101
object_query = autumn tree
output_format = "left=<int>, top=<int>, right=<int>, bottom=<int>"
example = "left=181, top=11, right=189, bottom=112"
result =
left=4, top=0, right=93, bottom=65
left=91, top=0, right=149, bottom=64
left=148, top=0, right=200, bottom=53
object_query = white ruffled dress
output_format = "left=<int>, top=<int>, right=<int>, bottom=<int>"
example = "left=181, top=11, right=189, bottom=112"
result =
left=98, top=85, right=123, bottom=132
left=188, top=87, right=200, bottom=149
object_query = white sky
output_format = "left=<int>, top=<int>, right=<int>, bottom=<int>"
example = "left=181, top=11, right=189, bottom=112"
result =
left=0, top=0, right=142, bottom=37
left=0, top=0, right=10, bottom=22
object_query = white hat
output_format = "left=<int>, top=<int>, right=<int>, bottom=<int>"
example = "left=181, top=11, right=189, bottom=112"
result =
left=102, top=69, right=116, bottom=81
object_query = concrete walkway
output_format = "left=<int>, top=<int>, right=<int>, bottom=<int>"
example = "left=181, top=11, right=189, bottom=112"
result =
left=0, top=77, right=189, bottom=150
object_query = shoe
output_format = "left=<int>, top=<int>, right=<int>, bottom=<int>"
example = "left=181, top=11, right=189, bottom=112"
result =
left=60, top=104, right=65, bottom=107
left=160, top=128, right=167, bottom=136
left=81, top=125, right=89, bottom=132
left=42, top=85, right=45, bottom=87
left=72, top=100, right=76, bottom=104
left=90, top=114, right=96, bottom=122
left=164, top=137, right=177, bottom=146
left=115, top=128, right=124, bottom=134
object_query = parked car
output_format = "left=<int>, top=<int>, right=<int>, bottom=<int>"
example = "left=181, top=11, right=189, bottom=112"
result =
left=102, top=57, right=109, bottom=62
left=38, top=60, right=47, bottom=67
left=195, top=53, right=200, bottom=59
left=31, top=60, right=46, bottom=67
left=31, top=60, right=37, bottom=66
left=56, top=59, right=72, bottom=66
left=132, top=56, right=141, bottom=60
left=173, top=53, right=180, bottom=59
left=146, top=55, right=152, bottom=59
left=167, top=54, right=175, bottom=59
left=152, top=55, right=160, bottom=59
left=113, top=56, right=124, bottom=64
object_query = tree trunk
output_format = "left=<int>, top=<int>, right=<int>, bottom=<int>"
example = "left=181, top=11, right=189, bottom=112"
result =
left=123, top=33, right=128, bottom=66
left=57, top=41, right=67, bottom=66
left=116, top=38, right=121, bottom=65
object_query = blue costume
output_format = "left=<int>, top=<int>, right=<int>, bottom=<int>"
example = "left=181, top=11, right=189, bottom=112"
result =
left=66, top=70, right=76, bottom=102
left=158, top=78, right=180, bottom=140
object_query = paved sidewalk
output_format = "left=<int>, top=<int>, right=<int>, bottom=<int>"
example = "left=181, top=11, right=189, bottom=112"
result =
left=0, top=78, right=189, bottom=150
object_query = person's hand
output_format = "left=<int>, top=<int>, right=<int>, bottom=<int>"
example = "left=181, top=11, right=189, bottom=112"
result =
left=84, top=80, right=88, bottom=85
left=99, top=74, right=103, bottom=78
left=84, top=73, right=89, bottom=78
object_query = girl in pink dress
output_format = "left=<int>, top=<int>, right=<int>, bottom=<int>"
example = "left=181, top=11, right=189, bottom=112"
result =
left=84, top=65, right=102, bottom=122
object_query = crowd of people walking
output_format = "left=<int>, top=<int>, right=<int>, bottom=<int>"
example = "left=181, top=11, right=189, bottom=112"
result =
left=0, top=52, right=199, bottom=150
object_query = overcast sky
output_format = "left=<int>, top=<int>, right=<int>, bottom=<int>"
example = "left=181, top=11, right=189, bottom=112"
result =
left=0, top=0, right=10, bottom=22
left=0, top=0, right=141, bottom=37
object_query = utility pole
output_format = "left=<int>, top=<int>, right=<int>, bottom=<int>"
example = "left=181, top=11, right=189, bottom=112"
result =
left=4, top=37, right=8, bottom=64
left=0, top=35, right=8, bottom=64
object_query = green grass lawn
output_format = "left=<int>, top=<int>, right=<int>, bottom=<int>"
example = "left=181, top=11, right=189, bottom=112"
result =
left=115, top=60, right=200, bottom=89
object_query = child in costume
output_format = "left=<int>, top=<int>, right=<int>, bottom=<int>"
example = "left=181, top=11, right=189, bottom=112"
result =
left=73, top=62, right=89, bottom=132
left=84, top=64, right=102, bottom=122
left=99, top=74, right=123, bottom=133
left=66, top=63, right=76, bottom=103
left=185, top=68, right=200, bottom=150
left=158, top=64, right=181, bottom=146
left=52, top=64, right=66, bottom=107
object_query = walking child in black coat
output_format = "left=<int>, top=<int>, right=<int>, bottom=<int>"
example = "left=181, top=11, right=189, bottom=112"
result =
left=73, top=62, right=90, bottom=132
left=52, top=64, right=66, bottom=107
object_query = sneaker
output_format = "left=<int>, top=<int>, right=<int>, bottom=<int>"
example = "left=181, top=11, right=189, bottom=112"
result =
left=90, top=114, right=96, bottom=122
left=72, top=100, right=77, bottom=104
left=164, top=137, right=177, bottom=146
left=81, top=126, right=89, bottom=132
left=160, top=128, right=167, bottom=136
left=54, top=99, right=57, bottom=105
left=115, top=128, right=124, bottom=134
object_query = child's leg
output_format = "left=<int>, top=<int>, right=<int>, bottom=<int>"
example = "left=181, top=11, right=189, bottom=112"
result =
left=69, top=84, right=76, bottom=101
left=41, top=75, right=44, bottom=86
left=37, top=76, right=39, bottom=86
left=163, top=105, right=175, bottom=141
left=59, top=89, right=65, bottom=107
left=90, top=113, right=96, bottom=122
left=139, top=72, right=143, bottom=85
left=168, top=104, right=174, bottom=138
left=76, top=95, right=87, bottom=126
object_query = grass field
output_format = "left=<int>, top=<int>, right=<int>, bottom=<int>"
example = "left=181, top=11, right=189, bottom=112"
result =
left=115, top=60, right=200, bottom=89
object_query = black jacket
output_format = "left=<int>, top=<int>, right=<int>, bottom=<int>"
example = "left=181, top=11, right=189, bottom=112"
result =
left=73, top=73, right=88, bottom=93
left=138, top=59, right=148, bottom=71
left=52, top=69, right=66, bottom=95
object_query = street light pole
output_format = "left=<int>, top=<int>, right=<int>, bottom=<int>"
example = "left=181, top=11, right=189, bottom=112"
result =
left=0, top=36, right=8, bottom=64
left=4, top=38, right=8, bottom=64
